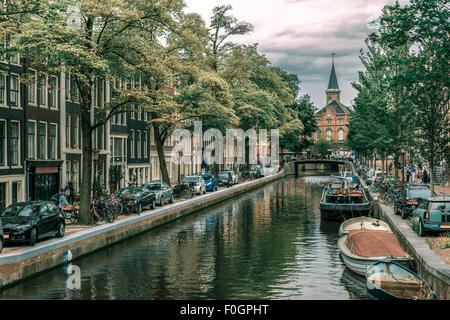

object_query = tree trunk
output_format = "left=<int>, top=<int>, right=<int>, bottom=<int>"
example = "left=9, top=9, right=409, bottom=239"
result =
left=381, top=154, right=385, bottom=175
left=153, top=123, right=171, bottom=185
left=430, top=165, right=435, bottom=196
left=79, top=108, right=93, bottom=225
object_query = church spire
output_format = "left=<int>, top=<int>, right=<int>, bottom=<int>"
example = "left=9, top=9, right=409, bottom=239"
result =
left=326, top=53, right=341, bottom=104
left=327, top=53, right=339, bottom=90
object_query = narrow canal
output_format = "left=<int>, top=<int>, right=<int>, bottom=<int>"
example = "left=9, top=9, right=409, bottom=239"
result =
left=0, top=176, right=368, bottom=300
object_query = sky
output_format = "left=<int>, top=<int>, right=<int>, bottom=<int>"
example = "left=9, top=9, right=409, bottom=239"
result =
left=184, top=0, right=401, bottom=109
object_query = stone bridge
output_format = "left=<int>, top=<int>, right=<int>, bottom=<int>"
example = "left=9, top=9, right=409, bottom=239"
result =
left=286, top=159, right=354, bottom=177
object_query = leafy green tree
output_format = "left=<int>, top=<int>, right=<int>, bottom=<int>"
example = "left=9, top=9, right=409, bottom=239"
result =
left=375, top=0, right=449, bottom=193
left=1, top=0, right=191, bottom=223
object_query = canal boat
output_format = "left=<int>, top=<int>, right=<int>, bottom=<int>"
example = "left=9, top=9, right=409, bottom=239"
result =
left=365, top=260, right=435, bottom=300
left=338, top=217, right=391, bottom=237
left=338, top=229, right=413, bottom=277
left=320, top=179, right=371, bottom=221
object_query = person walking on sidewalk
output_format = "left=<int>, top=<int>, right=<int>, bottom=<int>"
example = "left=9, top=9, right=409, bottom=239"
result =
left=406, top=166, right=411, bottom=182
left=411, top=166, right=416, bottom=182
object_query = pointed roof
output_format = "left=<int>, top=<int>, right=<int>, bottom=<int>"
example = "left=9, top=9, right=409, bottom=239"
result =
left=327, top=53, right=339, bottom=90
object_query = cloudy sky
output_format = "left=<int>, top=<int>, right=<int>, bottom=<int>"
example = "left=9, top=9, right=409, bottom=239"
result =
left=184, top=0, right=401, bottom=109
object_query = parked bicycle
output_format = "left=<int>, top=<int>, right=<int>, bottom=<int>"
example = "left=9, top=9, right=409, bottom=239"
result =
left=62, top=204, right=79, bottom=225
left=173, top=182, right=195, bottom=200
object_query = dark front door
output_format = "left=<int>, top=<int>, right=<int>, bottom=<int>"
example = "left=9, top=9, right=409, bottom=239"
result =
left=35, top=173, right=59, bottom=201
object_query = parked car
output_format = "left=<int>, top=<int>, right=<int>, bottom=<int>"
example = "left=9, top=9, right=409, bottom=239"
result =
left=260, top=166, right=277, bottom=177
left=200, top=174, right=218, bottom=192
left=218, top=172, right=233, bottom=187
left=143, top=181, right=174, bottom=206
left=223, top=171, right=239, bottom=184
left=1, top=201, right=65, bottom=246
left=394, top=184, right=431, bottom=219
left=250, top=165, right=262, bottom=178
left=0, top=217, right=3, bottom=253
left=183, top=176, right=206, bottom=195
left=413, top=197, right=450, bottom=236
left=115, top=187, right=156, bottom=213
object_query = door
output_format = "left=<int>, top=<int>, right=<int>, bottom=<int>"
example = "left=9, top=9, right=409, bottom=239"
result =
left=162, top=183, right=170, bottom=202
left=37, top=204, right=54, bottom=236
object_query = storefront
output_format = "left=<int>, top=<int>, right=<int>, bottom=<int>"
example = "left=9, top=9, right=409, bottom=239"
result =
left=27, top=160, right=63, bottom=201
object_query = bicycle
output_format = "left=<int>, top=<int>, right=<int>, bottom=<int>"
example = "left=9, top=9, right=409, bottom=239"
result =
left=62, top=205, right=79, bottom=225
left=173, top=183, right=195, bottom=200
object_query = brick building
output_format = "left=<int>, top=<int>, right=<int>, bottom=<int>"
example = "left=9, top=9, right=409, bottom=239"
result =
left=313, top=55, right=351, bottom=147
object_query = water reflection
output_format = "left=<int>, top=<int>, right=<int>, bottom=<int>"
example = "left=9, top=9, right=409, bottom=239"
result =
left=0, top=176, right=368, bottom=300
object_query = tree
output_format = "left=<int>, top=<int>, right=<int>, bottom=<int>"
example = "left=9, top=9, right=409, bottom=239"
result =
left=375, top=0, right=449, bottom=193
left=290, top=94, right=317, bottom=152
left=1, top=0, right=191, bottom=223
left=312, top=139, right=337, bottom=156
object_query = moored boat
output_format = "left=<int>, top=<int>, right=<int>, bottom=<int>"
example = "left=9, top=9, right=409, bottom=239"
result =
left=320, top=180, right=371, bottom=221
left=338, top=217, right=391, bottom=237
left=365, top=260, right=435, bottom=300
left=338, top=229, right=412, bottom=276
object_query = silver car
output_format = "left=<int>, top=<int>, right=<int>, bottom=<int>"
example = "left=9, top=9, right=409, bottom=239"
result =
left=143, top=181, right=174, bottom=206
left=183, top=176, right=206, bottom=195
left=222, top=171, right=239, bottom=185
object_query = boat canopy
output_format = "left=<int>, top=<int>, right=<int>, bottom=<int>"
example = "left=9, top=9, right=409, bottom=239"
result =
left=346, top=230, right=407, bottom=258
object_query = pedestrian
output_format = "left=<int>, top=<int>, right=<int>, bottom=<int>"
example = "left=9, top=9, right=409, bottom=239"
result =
left=405, top=167, right=411, bottom=182
left=52, top=188, right=70, bottom=209
left=417, top=169, right=422, bottom=183
left=65, top=181, right=75, bottom=204
left=422, top=168, right=428, bottom=184
left=411, top=166, right=416, bottom=182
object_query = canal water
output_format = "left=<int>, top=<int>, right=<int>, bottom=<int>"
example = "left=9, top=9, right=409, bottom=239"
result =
left=0, top=176, right=369, bottom=300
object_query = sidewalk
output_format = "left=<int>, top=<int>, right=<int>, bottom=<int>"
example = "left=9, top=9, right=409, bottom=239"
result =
left=435, top=185, right=450, bottom=196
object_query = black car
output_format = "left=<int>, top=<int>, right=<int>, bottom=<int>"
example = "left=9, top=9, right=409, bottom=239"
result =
left=115, top=187, right=156, bottom=213
left=1, top=201, right=65, bottom=246
left=394, top=184, right=432, bottom=219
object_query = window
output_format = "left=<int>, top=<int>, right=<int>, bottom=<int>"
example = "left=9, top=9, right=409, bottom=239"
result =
left=338, top=128, right=344, bottom=141
left=316, top=130, right=321, bottom=140
left=39, top=74, right=47, bottom=106
left=72, top=115, right=79, bottom=148
left=73, top=161, right=79, bottom=193
left=326, top=129, right=332, bottom=141
left=38, top=122, right=47, bottom=159
left=326, top=118, right=332, bottom=125
left=12, top=181, right=21, bottom=204
left=143, top=131, right=147, bottom=158
left=27, top=70, right=37, bottom=105
left=10, top=121, right=20, bottom=166
left=48, top=76, right=57, bottom=108
left=0, top=75, right=5, bottom=105
left=137, top=130, right=141, bottom=158
left=49, top=124, right=57, bottom=159
left=338, top=118, right=344, bottom=125
left=65, top=73, right=70, bottom=101
left=27, top=121, right=36, bottom=159
left=66, top=160, right=71, bottom=190
left=65, top=114, right=71, bottom=148
left=10, top=74, right=19, bottom=107
left=0, top=120, right=5, bottom=166
left=70, top=74, right=79, bottom=102
left=137, top=109, right=141, bottom=120
left=130, top=109, right=135, bottom=119
left=130, top=130, right=134, bottom=158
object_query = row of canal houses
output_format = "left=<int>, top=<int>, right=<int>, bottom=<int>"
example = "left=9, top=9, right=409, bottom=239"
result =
left=0, top=53, right=205, bottom=211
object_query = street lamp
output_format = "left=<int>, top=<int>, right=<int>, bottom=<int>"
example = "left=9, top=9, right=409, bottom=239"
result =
left=92, top=149, right=99, bottom=199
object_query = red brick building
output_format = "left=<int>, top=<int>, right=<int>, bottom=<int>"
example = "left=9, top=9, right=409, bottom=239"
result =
left=313, top=56, right=351, bottom=147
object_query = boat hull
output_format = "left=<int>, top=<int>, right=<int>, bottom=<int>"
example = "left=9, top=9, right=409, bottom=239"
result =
left=338, top=217, right=391, bottom=237
left=337, top=236, right=412, bottom=277
left=365, top=260, right=436, bottom=300
left=320, top=203, right=371, bottom=221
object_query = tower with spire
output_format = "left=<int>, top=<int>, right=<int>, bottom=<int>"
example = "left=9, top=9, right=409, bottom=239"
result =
left=326, top=52, right=341, bottom=104
left=312, top=53, right=351, bottom=146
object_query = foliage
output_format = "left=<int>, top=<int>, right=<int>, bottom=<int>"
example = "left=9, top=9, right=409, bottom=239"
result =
left=312, top=139, right=337, bottom=156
